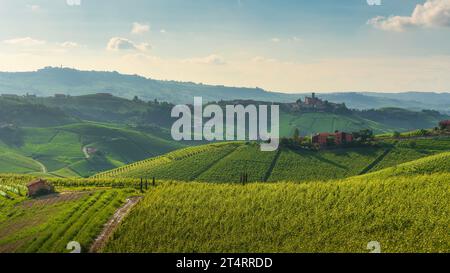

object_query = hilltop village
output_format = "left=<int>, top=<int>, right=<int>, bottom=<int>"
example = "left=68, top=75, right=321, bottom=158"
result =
left=286, top=93, right=350, bottom=114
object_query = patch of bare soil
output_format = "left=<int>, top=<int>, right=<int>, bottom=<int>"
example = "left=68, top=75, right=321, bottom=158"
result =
left=89, top=196, right=142, bottom=253
left=19, top=191, right=90, bottom=208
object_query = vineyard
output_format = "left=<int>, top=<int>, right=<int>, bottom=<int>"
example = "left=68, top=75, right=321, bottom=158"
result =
left=0, top=136, right=449, bottom=253
left=94, top=142, right=239, bottom=179
left=102, top=172, right=450, bottom=253
left=196, top=143, right=279, bottom=182
left=95, top=136, right=450, bottom=184
left=363, top=151, right=450, bottom=179
left=0, top=186, right=132, bottom=253
left=267, top=146, right=385, bottom=182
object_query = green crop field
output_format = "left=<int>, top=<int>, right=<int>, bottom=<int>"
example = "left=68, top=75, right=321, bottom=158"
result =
left=280, top=112, right=393, bottom=137
left=267, top=146, right=385, bottom=181
left=0, top=175, right=134, bottom=253
left=95, top=142, right=239, bottom=180
left=1, top=148, right=449, bottom=253
left=196, top=143, right=279, bottom=182
left=102, top=172, right=449, bottom=253
left=0, top=122, right=184, bottom=178
left=98, top=143, right=389, bottom=183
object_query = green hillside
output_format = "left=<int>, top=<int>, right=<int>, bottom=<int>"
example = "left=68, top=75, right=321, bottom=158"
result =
left=98, top=136, right=450, bottom=183
left=0, top=96, right=77, bottom=127
left=364, top=151, right=450, bottom=179
left=2, top=67, right=450, bottom=113
left=1, top=149, right=449, bottom=253
left=280, top=112, right=393, bottom=136
left=0, top=123, right=184, bottom=178
left=103, top=173, right=449, bottom=253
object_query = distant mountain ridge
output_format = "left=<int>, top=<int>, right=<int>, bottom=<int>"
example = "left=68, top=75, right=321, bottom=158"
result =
left=0, top=67, right=449, bottom=112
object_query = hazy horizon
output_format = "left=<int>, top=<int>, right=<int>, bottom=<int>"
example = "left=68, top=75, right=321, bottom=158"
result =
left=2, top=66, right=450, bottom=95
left=1, top=0, right=450, bottom=93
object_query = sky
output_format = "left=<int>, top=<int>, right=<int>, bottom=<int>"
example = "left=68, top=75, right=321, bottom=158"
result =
left=1, top=0, right=450, bottom=93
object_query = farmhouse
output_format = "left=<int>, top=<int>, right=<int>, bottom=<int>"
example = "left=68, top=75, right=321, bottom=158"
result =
left=312, top=131, right=353, bottom=147
left=27, top=179, right=54, bottom=197
left=439, top=120, right=450, bottom=130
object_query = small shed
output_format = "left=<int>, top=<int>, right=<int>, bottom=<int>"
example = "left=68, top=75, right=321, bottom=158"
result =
left=439, top=120, right=450, bottom=130
left=27, top=179, right=54, bottom=197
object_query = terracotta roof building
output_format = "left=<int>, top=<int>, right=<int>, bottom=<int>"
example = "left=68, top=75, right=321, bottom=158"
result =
left=27, top=179, right=54, bottom=197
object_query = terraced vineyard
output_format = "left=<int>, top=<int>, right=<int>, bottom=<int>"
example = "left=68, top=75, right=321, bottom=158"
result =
left=267, top=147, right=386, bottom=182
left=99, top=142, right=391, bottom=183
left=368, top=137, right=450, bottom=173
left=94, top=142, right=240, bottom=180
left=0, top=181, right=132, bottom=253
left=1, top=135, right=449, bottom=253
left=196, top=144, right=279, bottom=182
left=0, top=122, right=184, bottom=178
left=103, top=171, right=450, bottom=253
left=364, top=151, right=450, bottom=178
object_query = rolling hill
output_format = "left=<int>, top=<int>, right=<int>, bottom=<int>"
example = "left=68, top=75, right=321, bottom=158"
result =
left=3, top=94, right=446, bottom=137
left=95, top=136, right=450, bottom=183
left=0, top=92, right=447, bottom=178
left=2, top=67, right=450, bottom=112
left=1, top=138, right=449, bottom=253
left=102, top=172, right=449, bottom=253
left=0, top=123, right=184, bottom=178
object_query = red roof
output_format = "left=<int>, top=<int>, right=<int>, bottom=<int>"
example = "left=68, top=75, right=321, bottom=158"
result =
left=27, top=179, right=47, bottom=187
left=440, top=120, right=450, bottom=125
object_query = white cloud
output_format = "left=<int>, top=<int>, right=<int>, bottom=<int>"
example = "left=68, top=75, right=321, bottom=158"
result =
left=183, top=54, right=226, bottom=65
left=131, top=22, right=150, bottom=34
left=160, top=29, right=167, bottom=34
left=271, top=38, right=281, bottom=43
left=106, top=37, right=150, bottom=52
left=368, top=0, right=450, bottom=31
left=3, top=37, right=46, bottom=46
left=59, top=41, right=79, bottom=48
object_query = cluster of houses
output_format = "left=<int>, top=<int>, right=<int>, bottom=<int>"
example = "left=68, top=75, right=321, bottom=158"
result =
left=310, top=120, right=450, bottom=148
left=312, top=131, right=354, bottom=147
left=288, top=93, right=348, bottom=113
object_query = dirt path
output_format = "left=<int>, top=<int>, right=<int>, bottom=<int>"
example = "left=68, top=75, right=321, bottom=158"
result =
left=358, top=148, right=392, bottom=175
left=82, top=146, right=90, bottom=159
left=33, top=159, right=47, bottom=174
left=89, top=196, right=142, bottom=253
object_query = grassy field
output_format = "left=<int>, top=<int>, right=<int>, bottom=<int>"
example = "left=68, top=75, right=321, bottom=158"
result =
left=0, top=149, right=449, bottom=253
left=267, top=146, right=385, bottom=181
left=280, top=112, right=393, bottom=136
left=96, top=136, right=450, bottom=183
left=101, top=142, right=389, bottom=182
left=0, top=122, right=184, bottom=178
left=102, top=173, right=449, bottom=253
left=96, top=143, right=389, bottom=183
left=0, top=180, right=134, bottom=253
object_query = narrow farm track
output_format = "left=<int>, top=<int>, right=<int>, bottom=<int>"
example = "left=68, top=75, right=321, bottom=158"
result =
left=89, top=196, right=142, bottom=253
left=190, top=146, right=239, bottom=181
left=263, top=148, right=282, bottom=182
left=358, top=148, right=392, bottom=175
left=82, top=146, right=90, bottom=159
left=34, top=159, right=47, bottom=174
